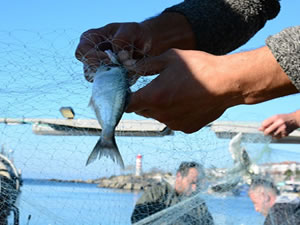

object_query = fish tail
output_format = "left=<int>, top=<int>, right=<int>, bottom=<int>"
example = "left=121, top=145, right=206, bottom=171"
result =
left=85, top=139, right=101, bottom=166
left=86, top=136, right=125, bottom=169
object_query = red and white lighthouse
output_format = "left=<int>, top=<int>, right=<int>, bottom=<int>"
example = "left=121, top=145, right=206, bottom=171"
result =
left=135, top=154, right=142, bottom=176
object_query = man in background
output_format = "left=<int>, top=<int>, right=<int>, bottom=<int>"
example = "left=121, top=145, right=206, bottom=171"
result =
left=248, top=178, right=300, bottom=225
left=131, top=161, right=214, bottom=225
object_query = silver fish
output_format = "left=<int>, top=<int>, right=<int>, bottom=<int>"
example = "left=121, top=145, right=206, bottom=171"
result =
left=86, top=52, right=130, bottom=168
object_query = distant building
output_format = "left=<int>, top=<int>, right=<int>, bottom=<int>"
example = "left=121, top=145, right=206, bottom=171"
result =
left=258, top=161, right=300, bottom=182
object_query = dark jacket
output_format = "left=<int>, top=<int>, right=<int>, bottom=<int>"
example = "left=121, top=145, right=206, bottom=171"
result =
left=264, top=199, right=300, bottom=225
left=131, top=182, right=214, bottom=225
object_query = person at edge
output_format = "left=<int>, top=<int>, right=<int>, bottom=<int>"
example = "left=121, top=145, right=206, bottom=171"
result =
left=249, top=177, right=300, bottom=225
left=131, top=161, right=214, bottom=225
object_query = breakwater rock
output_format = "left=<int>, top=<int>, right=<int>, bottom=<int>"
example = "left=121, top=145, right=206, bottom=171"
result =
left=48, top=178, right=99, bottom=184
left=97, top=172, right=174, bottom=191
left=48, top=172, right=175, bottom=191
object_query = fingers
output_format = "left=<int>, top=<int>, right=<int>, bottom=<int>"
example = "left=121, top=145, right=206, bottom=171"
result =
left=126, top=53, right=168, bottom=76
left=126, top=71, right=166, bottom=114
left=167, top=108, right=224, bottom=133
left=259, top=115, right=289, bottom=138
left=118, top=50, right=137, bottom=67
left=75, top=25, right=120, bottom=66
left=259, top=116, right=276, bottom=131
left=263, top=121, right=279, bottom=135
left=273, top=125, right=287, bottom=137
left=112, top=22, right=152, bottom=59
left=83, top=64, right=96, bottom=82
left=126, top=87, right=149, bottom=113
left=263, top=121, right=283, bottom=136
left=259, top=115, right=279, bottom=134
left=125, top=54, right=171, bottom=113
left=127, top=100, right=219, bottom=133
left=75, top=22, right=155, bottom=82
left=76, top=41, right=110, bottom=69
left=112, top=31, right=133, bottom=56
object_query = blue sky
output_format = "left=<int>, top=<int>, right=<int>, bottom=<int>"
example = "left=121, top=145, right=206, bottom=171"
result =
left=0, top=1, right=300, bottom=179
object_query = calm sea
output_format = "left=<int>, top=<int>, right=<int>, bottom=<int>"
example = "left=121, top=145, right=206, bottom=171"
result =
left=9, top=179, right=265, bottom=225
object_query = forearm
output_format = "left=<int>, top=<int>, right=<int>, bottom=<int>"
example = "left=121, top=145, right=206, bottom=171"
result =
left=221, top=46, right=298, bottom=106
left=141, top=13, right=197, bottom=56
left=164, top=0, right=280, bottom=55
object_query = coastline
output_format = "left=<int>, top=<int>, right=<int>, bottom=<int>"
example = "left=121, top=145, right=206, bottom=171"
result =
left=24, top=172, right=175, bottom=191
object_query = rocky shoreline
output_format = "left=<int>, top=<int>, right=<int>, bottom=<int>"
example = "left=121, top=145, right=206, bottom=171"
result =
left=48, top=172, right=175, bottom=191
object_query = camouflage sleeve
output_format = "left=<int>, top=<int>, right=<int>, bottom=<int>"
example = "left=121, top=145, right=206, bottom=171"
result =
left=163, top=0, right=280, bottom=55
left=266, top=26, right=300, bottom=92
left=195, top=202, right=215, bottom=225
left=173, top=201, right=214, bottom=225
left=130, top=184, right=168, bottom=223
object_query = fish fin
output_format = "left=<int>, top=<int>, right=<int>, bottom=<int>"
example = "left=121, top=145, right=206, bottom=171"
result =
left=86, top=138, right=101, bottom=166
left=86, top=136, right=125, bottom=169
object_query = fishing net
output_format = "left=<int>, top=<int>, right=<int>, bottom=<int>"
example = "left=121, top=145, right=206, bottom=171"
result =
left=0, top=27, right=300, bottom=225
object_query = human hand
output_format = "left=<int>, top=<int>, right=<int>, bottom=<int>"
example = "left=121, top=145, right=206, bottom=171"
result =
left=75, top=22, right=152, bottom=81
left=75, top=13, right=197, bottom=82
left=125, top=46, right=297, bottom=133
left=125, top=49, right=237, bottom=133
left=259, top=110, right=300, bottom=138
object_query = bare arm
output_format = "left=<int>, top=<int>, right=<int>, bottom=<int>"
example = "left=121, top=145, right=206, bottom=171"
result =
left=125, top=46, right=298, bottom=133
left=224, top=46, right=297, bottom=105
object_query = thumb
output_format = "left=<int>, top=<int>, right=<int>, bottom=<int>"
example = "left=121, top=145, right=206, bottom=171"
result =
left=126, top=54, right=168, bottom=76
left=126, top=89, right=147, bottom=113
left=126, top=75, right=159, bottom=113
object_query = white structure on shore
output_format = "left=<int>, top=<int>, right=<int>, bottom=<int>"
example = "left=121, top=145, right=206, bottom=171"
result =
left=259, top=161, right=300, bottom=181
left=136, top=154, right=143, bottom=176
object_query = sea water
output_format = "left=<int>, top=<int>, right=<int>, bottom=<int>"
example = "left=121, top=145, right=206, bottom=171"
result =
left=9, top=179, right=265, bottom=225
